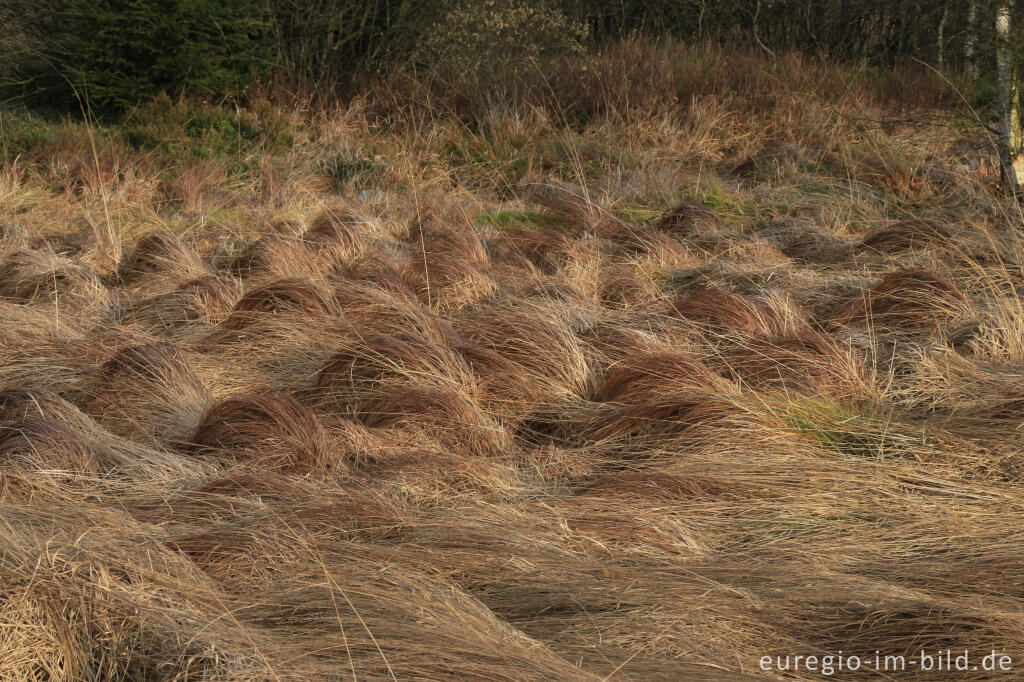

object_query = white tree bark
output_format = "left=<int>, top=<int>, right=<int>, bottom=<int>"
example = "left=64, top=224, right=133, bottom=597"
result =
left=937, top=4, right=949, bottom=69
left=996, top=1, right=1023, bottom=194
left=965, top=1, right=979, bottom=81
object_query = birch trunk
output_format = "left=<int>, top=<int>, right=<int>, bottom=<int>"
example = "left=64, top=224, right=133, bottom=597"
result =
left=965, top=2, right=979, bottom=81
left=937, top=4, right=949, bottom=69
left=996, top=1, right=1023, bottom=195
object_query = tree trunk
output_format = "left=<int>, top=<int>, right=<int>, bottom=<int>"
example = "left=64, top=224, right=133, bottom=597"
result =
left=937, top=4, right=949, bottom=69
left=965, top=1, right=979, bottom=81
left=996, top=1, right=1023, bottom=195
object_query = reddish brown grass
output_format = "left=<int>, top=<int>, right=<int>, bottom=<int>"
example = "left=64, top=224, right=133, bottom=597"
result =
left=575, top=394, right=752, bottom=451
left=723, top=332, right=870, bottom=396
left=591, top=350, right=726, bottom=403
left=85, top=342, right=212, bottom=444
left=407, top=214, right=489, bottom=263
left=122, top=230, right=206, bottom=281
left=831, top=269, right=971, bottom=330
left=124, top=275, right=239, bottom=331
left=357, top=383, right=507, bottom=454
left=5, top=46, right=1024, bottom=682
left=315, top=332, right=473, bottom=397
left=655, top=201, right=728, bottom=240
left=335, top=254, right=418, bottom=298
left=191, top=394, right=341, bottom=475
left=0, top=389, right=95, bottom=429
left=455, top=307, right=591, bottom=398
left=859, top=219, right=953, bottom=253
left=669, top=287, right=789, bottom=336
left=400, top=253, right=496, bottom=310
left=229, top=233, right=319, bottom=279
left=331, top=280, right=453, bottom=343
left=453, top=340, right=542, bottom=419
left=496, top=228, right=583, bottom=275
left=605, top=224, right=694, bottom=266
left=0, top=249, right=107, bottom=306
left=598, top=266, right=662, bottom=307
left=0, top=418, right=100, bottom=474
left=221, top=278, right=338, bottom=330
left=303, top=212, right=369, bottom=259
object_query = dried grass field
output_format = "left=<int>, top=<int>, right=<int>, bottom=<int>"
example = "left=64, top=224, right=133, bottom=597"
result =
left=2, top=43, right=1024, bottom=679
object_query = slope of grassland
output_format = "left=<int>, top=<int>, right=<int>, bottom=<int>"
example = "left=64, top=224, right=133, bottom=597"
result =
left=1, top=43, right=1022, bottom=680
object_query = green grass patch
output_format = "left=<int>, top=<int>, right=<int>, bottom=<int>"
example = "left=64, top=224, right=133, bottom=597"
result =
left=1, top=98, right=297, bottom=181
left=611, top=203, right=661, bottom=225
left=122, top=97, right=295, bottom=173
left=475, top=210, right=565, bottom=231
left=675, top=189, right=775, bottom=230
left=774, top=398, right=923, bottom=460
left=681, top=191, right=724, bottom=210
left=0, top=110, right=59, bottom=160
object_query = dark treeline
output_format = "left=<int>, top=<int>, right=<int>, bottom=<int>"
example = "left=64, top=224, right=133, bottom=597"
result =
left=0, top=0, right=1016, bottom=115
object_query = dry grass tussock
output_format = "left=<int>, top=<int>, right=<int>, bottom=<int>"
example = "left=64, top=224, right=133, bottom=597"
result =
left=3, top=43, right=1024, bottom=680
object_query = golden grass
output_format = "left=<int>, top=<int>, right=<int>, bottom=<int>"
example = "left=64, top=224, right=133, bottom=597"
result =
left=2, top=44, right=1024, bottom=680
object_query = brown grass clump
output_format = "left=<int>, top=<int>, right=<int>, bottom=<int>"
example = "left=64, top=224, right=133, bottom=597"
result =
left=85, top=342, right=212, bottom=445
left=453, top=340, right=542, bottom=420
left=576, top=322, right=661, bottom=361
left=281, top=486, right=410, bottom=539
left=301, top=211, right=369, bottom=261
left=358, top=383, right=508, bottom=454
left=713, top=235, right=791, bottom=266
left=573, top=394, right=753, bottom=452
left=315, top=332, right=474, bottom=399
left=859, top=219, right=953, bottom=253
left=28, top=230, right=92, bottom=257
left=655, top=201, right=729, bottom=240
left=669, top=287, right=791, bottom=336
left=519, top=278, right=591, bottom=305
left=0, top=418, right=100, bottom=474
left=731, top=143, right=807, bottom=180
left=121, top=230, right=206, bottom=282
left=332, top=280, right=453, bottom=342
left=0, top=389, right=100, bottom=433
left=831, top=269, right=971, bottom=331
left=406, top=214, right=490, bottom=263
left=956, top=395, right=1024, bottom=430
left=604, top=224, right=695, bottom=267
left=334, top=253, right=417, bottom=297
left=723, top=332, right=870, bottom=397
left=401, top=253, right=496, bottom=310
left=266, top=217, right=306, bottom=236
left=228, top=233, right=322, bottom=280
left=597, top=265, right=662, bottom=306
left=456, top=305, right=591, bottom=399
left=495, top=227, right=584, bottom=275
left=221, top=278, right=338, bottom=330
left=193, top=469, right=312, bottom=499
left=591, top=350, right=727, bottom=403
left=165, top=528, right=277, bottom=578
left=123, top=275, right=239, bottom=332
left=191, top=393, right=341, bottom=475
left=165, top=491, right=404, bottom=578
left=187, top=273, right=240, bottom=313
left=756, top=218, right=851, bottom=263
left=0, top=249, right=109, bottom=309
left=365, top=441, right=522, bottom=500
